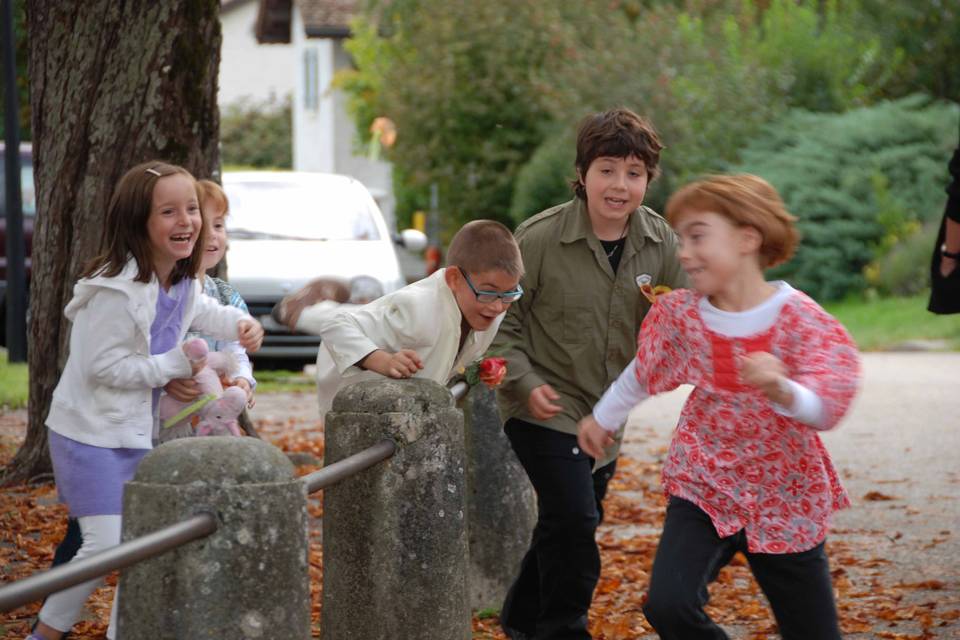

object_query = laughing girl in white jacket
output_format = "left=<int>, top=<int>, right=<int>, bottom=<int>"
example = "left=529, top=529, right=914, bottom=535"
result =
left=29, top=162, right=263, bottom=640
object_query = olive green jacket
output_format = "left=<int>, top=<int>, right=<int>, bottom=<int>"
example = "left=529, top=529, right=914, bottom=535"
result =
left=493, top=198, right=687, bottom=466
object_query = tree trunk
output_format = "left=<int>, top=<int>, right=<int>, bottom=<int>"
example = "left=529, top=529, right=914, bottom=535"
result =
left=2, top=1, right=222, bottom=486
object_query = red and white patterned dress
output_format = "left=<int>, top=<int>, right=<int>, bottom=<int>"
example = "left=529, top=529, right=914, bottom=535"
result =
left=636, top=288, right=861, bottom=553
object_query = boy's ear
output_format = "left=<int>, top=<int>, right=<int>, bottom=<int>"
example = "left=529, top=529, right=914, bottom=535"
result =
left=443, top=266, right=460, bottom=290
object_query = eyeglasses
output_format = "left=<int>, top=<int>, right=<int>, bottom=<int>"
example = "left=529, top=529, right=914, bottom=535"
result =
left=459, top=267, right=523, bottom=304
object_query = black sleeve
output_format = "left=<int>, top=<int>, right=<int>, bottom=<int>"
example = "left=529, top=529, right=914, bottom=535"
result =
left=945, top=123, right=960, bottom=223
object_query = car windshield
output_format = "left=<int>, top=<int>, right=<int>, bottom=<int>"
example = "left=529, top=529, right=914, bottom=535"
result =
left=0, top=155, right=36, bottom=217
left=225, top=180, right=381, bottom=241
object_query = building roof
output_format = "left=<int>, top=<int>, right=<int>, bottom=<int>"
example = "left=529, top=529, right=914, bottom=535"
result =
left=255, top=0, right=356, bottom=43
left=300, top=0, right=356, bottom=37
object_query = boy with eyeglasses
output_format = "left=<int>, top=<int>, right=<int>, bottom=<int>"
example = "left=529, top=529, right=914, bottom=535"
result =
left=314, top=219, right=524, bottom=417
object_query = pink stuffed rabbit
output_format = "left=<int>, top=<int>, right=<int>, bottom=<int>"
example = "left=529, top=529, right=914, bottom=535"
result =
left=158, top=338, right=247, bottom=441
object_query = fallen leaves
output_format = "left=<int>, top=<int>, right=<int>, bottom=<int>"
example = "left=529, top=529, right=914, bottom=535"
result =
left=1, top=407, right=958, bottom=639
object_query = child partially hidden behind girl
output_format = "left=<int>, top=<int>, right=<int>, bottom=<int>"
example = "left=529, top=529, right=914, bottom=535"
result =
left=578, top=174, right=861, bottom=640
left=159, top=179, right=257, bottom=441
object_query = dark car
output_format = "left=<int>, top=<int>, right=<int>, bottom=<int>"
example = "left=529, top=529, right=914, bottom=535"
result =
left=0, top=142, right=34, bottom=346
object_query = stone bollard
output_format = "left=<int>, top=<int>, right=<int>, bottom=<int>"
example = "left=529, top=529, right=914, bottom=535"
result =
left=461, top=385, right=537, bottom=611
left=322, top=379, right=470, bottom=640
left=117, top=437, right=310, bottom=639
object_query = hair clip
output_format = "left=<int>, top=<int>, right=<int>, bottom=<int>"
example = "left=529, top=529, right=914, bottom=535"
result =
left=145, top=168, right=161, bottom=177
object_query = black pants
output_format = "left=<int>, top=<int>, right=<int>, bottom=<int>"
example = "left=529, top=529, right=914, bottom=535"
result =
left=501, top=418, right=617, bottom=639
left=643, top=497, right=842, bottom=640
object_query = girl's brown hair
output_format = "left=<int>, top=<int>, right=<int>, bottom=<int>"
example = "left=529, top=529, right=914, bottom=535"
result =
left=665, top=174, right=800, bottom=268
left=82, top=161, right=205, bottom=283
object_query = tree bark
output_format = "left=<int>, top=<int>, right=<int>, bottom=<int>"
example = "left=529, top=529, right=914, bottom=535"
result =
left=2, top=1, right=222, bottom=486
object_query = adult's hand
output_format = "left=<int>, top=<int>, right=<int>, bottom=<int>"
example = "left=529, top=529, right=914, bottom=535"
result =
left=941, top=255, right=957, bottom=278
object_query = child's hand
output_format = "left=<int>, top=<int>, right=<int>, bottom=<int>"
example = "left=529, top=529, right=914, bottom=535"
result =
left=237, top=319, right=264, bottom=352
left=361, top=349, right=424, bottom=379
left=577, top=415, right=615, bottom=461
left=738, top=351, right=792, bottom=406
left=233, top=377, right=256, bottom=408
left=528, top=384, right=563, bottom=420
left=164, top=377, right=202, bottom=402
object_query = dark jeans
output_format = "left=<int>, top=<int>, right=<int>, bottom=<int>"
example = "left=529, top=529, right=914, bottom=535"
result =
left=643, top=497, right=842, bottom=640
left=501, top=418, right=617, bottom=640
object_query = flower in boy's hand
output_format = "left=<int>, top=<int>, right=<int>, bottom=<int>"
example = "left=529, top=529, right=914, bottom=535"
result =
left=478, top=357, right=507, bottom=388
left=640, top=283, right=672, bottom=304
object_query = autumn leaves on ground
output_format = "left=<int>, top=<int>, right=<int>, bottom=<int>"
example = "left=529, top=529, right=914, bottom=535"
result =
left=1, top=395, right=958, bottom=639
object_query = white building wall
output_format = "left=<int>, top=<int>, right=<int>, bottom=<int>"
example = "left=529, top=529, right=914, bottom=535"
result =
left=292, top=7, right=335, bottom=173
left=219, top=0, right=296, bottom=107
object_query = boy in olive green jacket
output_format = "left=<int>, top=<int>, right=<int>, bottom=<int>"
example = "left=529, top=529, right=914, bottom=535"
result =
left=492, top=108, right=687, bottom=639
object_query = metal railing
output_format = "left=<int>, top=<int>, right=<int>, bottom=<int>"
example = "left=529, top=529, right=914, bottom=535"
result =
left=302, top=438, right=397, bottom=494
left=0, top=512, right=217, bottom=613
left=0, top=379, right=474, bottom=613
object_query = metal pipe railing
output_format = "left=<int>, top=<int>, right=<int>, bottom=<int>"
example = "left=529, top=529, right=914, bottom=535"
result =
left=302, top=438, right=397, bottom=494
left=449, top=380, right=469, bottom=402
left=1, top=380, right=475, bottom=613
left=302, top=381, right=471, bottom=494
left=0, top=511, right=217, bottom=613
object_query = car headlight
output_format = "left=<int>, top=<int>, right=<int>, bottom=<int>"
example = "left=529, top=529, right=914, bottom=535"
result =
left=348, top=276, right=384, bottom=304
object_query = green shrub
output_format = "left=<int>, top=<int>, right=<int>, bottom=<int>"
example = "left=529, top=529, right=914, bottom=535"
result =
left=509, top=130, right=576, bottom=225
left=734, top=95, right=958, bottom=301
left=869, top=222, right=938, bottom=297
left=220, top=96, right=292, bottom=169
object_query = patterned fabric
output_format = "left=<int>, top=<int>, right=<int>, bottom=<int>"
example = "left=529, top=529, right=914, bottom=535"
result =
left=192, top=277, right=249, bottom=351
left=635, top=288, right=860, bottom=553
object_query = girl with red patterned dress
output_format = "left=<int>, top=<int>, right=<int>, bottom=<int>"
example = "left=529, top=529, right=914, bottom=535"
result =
left=577, top=174, right=861, bottom=640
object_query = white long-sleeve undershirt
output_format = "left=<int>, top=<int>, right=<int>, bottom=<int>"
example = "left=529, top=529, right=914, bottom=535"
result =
left=593, top=282, right=825, bottom=432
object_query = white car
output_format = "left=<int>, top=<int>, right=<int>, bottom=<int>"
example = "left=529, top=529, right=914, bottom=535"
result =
left=222, top=171, right=426, bottom=361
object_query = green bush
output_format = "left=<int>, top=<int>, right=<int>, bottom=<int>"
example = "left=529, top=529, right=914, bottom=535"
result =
left=220, top=96, right=292, bottom=169
left=870, top=222, right=938, bottom=297
left=733, top=95, right=958, bottom=301
left=509, top=130, right=576, bottom=225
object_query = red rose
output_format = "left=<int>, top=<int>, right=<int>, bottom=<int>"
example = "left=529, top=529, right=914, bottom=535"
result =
left=477, top=357, right=507, bottom=389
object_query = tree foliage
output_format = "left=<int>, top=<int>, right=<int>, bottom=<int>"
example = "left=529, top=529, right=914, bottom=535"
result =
left=733, top=95, right=958, bottom=301
left=220, top=96, right=292, bottom=169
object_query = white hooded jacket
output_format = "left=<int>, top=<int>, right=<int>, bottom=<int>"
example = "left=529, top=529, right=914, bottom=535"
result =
left=46, top=259, right=251, bottom=449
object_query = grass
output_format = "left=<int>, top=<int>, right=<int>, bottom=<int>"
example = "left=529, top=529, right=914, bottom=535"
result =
left=251, top=367, right=315, bottom=394
left=825, top=292, right=960, bottom=351
left=0, top=349, right=29, bottom=410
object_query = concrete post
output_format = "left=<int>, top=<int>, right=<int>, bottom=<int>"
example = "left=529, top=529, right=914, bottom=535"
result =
left=117, top=437, right=310, bottom=639
left=321, top=379, right=470, bottom=640
left=461, top=385, right=537, bottom=611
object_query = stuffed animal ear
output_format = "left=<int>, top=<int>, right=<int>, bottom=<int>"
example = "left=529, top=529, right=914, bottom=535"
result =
left=218, top=386, right=247, bottom=416
left=205, top=351, right=238, bottom=376
left=182, top=338, right=209, bottom=362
